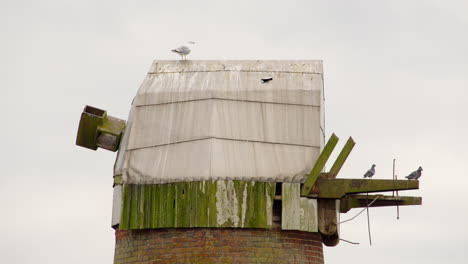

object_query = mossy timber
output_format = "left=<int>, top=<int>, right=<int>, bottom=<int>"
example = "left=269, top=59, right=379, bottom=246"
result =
left=119, top=180, right=276, bottom=230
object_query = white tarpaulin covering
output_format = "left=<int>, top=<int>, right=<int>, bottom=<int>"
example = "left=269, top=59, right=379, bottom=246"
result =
left=115, top=60, right=325, bottom=184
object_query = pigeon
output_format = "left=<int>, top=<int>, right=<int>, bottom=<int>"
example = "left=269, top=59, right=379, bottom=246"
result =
left=261, top=77, right=273, bottom=83
left=171, top=41, right=195, bottom=60
left=363, top=164, right=376, bottom=178
left=405, top=166, right=423, bottom=180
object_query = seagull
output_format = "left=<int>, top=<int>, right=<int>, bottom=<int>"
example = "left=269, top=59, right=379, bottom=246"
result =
left=261, top=77, right=273, bottom=83
left=363, top=164, right=376, bottom=178
left=171, top=41, right=195, bottom=60
left=405, top=166, right=423, bottom=180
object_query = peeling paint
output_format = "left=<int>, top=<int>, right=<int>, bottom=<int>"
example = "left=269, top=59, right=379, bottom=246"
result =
left=215, top=181, right=240, bottom=226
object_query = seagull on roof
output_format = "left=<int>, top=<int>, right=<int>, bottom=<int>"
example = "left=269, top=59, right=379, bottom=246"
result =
left=171, top=41, right=195, bottom=60
left=405, top=166, right=423, bottom=180
left=363, top=164, right=376, bottom=178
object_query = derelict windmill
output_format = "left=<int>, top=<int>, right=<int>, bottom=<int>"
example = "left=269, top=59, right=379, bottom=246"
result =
left=76, top=60, right=422, bottom=263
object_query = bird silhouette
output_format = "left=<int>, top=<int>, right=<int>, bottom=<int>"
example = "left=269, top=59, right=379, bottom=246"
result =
left=405, top=166, right=423, bottom=180
left=172, top=41, right=195, bottom=60
left=363, top=164, right=376, bottom=178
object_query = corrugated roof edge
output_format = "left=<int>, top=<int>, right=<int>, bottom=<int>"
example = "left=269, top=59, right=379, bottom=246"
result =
left=148, top=60, right=323, bottom=74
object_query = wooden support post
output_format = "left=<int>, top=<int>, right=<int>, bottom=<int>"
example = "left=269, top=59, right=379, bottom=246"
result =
left=318, top=199, right=339, bottom=247
left=301, top=133, right=339, bottom=196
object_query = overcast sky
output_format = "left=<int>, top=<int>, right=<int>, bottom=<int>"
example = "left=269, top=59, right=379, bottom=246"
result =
left=2, top=0, right=467, bottom=263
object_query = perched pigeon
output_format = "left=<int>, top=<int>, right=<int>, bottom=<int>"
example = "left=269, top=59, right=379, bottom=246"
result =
left=405, top=166, right=423, bottom=180
left=261, top=77, right=273, bottom=83
left=363, top=164, right=376, bottom=178
left=172, top=41, right=195, bottom=60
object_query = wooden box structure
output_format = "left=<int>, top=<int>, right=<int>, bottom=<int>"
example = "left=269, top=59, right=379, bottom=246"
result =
left=76, top=60, right=421, bottom=263
left=111, top=61, right=325, bottom=231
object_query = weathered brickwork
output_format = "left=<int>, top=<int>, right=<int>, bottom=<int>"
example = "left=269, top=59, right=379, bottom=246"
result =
left=114, top=228, right=324, bottom=264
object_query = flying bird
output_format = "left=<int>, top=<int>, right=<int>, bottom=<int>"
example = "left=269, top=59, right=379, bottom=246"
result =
left=172, top=41, right=195, bottom=60
left=363, top=164, right=376, bottom=178
left=405, top=166, right=423, bottom=180
left=261, top=77, right=273, bottom=83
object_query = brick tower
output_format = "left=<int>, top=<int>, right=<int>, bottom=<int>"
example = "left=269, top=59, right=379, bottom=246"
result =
left=76, top=60, right=421, bottom=264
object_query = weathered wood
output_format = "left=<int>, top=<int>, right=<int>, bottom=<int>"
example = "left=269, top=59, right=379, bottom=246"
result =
left=328, top=137, right=355, bottom=177
left=76, top=105, right=126, bottom=152
left=76, top=106, right=106, bottom=150
left=300, top=198, right=318, bottom=232
left=111, top=185, right=122, bottom=227
left=310, top=178, right=419, bottom=198
left=282, top=183, right=301, bottom=230
left=147, top=60, right=323, bottom=76
left=282, top=183, right=318, bottom=232
left=318, top=199, right=340, bottom=247
left=119, top=181, right=275, bottom=230
left=340, top=194, right=422, bottom=213
left=301, top=133, right=339, bottom=196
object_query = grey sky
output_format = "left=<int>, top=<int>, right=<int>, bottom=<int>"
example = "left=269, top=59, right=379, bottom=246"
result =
left=2, top=0, right=467, bottom=263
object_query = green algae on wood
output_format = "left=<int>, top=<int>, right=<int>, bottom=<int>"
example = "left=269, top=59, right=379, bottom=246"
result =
left=301, top=133, right=339, bottom=196
left=329, top=136, right=355, bottom=177
left=76, top=105, right=126, bottom=152
left=310, top=178, right=419, bottom=199
left=119, top=180, right=275, bottom=230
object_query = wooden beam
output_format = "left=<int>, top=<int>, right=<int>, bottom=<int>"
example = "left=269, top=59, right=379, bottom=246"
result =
left=318, top=199, right=340, bottom=247
left=308, top=178, right=419, bottom=198
left=301, top=133, right=339, bottom=196
left=328, top=137, right=355, bottom=178
left=340, top=194, right=422, bottom=213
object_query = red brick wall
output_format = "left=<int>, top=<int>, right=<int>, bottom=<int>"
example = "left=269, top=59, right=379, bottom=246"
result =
left=114, top=228, right=324, bottom=264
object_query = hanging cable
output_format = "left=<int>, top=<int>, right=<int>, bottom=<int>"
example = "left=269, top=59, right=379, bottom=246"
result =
left=338, top=195, right=382, bottom=224
left=340, top=238, right=360, bottom=245
left=366, top=193, right=372, bottom=246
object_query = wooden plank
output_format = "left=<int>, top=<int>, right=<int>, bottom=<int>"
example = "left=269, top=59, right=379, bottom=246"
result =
left=111, top=185, right=122, bottom=227
left=150, top=184, right=160, bottom=226
left=189, top=182, right=198, bottom=227
left=207, top=180, right=217, bottom=226
left=340, top=194, right=422, bottom=213
left=129, top=184, right=139, bottom=229
left=266, top=182, right=275, bottom=226
left=299, top=198, right=318, bottom=232
left=301, top=133, right=339, bottom=196
left=282, top=183, right=301, bottom=230
left=252, top=182, right=264, bottom=227
left=328, top=137, right=355, bottom=177
left=119, top=184, right=130, bottom=229
left=310, top=179, right=420, bottom=199
left=143, top=185, right=151, bottom=228
left=197, top=181, right=209, bottom=227
left=137, top=184, right=145, bottom=228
